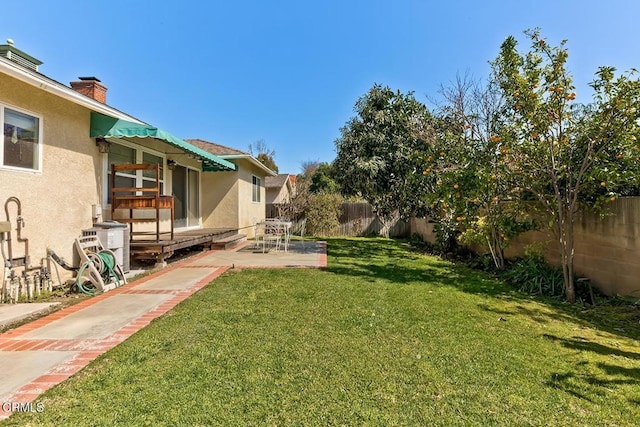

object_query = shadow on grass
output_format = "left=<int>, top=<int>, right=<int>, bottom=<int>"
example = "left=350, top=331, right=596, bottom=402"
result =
left=325, top=237, right=640, bottom=343
left=544, top=340, right=640, bottom=402
left=542, top=334, right=640, bottom=361
left=327, top=237, right=510, bottom=295
left=546, top=371, right=597, bottom=402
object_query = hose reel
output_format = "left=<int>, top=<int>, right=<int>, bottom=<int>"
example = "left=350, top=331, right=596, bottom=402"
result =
left=73, top=236, right=127, bottom=295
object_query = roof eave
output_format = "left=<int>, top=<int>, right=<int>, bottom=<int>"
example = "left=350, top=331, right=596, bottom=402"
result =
left=219, top=154, right=277, bottom=176
left=0, top=56, right=144, bottom=123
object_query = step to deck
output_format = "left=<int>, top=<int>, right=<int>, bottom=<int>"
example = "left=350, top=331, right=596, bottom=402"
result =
left=211, top=233, right=247, bottom=250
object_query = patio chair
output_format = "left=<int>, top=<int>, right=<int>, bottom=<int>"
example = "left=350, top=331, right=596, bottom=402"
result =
left=294, top=218, right=307, bottom=252
left=270, top=217, right=293, bottom=252
left=251, top=217, right=263, bottom=249
left=261, top=221, right=284, bottom=253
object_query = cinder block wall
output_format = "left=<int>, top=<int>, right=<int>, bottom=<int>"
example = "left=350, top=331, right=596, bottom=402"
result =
left=411, top=197, right=640, bottom=297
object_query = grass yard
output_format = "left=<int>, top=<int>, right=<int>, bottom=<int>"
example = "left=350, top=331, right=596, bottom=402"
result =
left=4, top=238, right=640, bottom=426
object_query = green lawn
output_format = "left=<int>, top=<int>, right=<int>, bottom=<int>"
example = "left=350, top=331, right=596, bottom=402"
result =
left=5, top=238, right=640, bottom=426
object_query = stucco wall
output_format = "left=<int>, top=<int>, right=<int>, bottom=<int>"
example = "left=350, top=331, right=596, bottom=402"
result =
left=238, top=160, right=267, bottom=237
left=200, top=159, right=268, bottom=239
left=505, top=198, right=640, bottom=297
left=266, top=184, right=289, bottom=204
left=411, top=197, right=640, bottom=297
left=0, top=73, right=101, bottom=281
left=201, top=170, right=239, bottom=231
left=409, top=217, right=436, bottom=244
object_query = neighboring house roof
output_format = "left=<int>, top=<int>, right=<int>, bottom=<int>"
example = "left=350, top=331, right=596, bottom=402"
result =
left=265, top=174, right=294, bottom=203
left=186, top=139, right=277, bottom=176
left=265, top=174, right=291, bottom=189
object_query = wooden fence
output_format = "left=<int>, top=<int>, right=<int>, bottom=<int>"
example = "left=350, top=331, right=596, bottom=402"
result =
left=266, top=203, right=410, bottom=237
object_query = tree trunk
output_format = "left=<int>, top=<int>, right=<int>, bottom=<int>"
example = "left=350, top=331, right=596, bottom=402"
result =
left=556, top=208, right=576, bottom=303
left=565, top=208, right=576, bottom=303
left=379, top=211, right=400, bottom=238
left=487, top=225, right=505, bottom=270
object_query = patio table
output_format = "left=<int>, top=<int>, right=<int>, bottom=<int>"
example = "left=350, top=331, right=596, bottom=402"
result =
left=258, top=219, right=292, bottom=252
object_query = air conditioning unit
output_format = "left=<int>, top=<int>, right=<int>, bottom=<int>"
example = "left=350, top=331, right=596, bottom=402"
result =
left=82, top=221, right=130, bottom=273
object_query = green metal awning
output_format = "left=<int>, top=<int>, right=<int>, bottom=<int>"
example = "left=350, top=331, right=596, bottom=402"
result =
left=89, top=112, right=236, bottom=172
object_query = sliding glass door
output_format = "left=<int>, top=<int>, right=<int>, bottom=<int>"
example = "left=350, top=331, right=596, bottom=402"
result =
left=173, top=165, right=200, bottom=228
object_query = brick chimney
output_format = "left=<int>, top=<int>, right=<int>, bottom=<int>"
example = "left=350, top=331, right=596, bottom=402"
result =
left=70, top=76, right=107, bottom=103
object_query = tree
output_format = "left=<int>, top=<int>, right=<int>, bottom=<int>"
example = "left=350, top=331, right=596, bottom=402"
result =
left=309, top=162, right=338, bottom=194
left=249, top=139, right=278, bottom=173
left=305, top=192, right=343, bottom=236
left=492, top=29, right=640, bottom=302
left=291, top=160, right=319, bottom=212
left=334, top=84, right=436, bottom=237
left=427, top=74, right=533, bottom=268
left=285, top=160, right=322, bottom=220
left=299, top=160, right=321, bottom=177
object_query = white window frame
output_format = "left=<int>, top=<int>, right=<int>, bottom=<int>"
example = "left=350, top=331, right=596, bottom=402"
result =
left=0, top=103, right=43, bottom=174
left=103, top=139, right=166, bottom=206
left=252, top=175, right=262, bottom=203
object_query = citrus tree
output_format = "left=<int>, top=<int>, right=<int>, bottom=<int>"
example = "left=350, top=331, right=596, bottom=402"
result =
left=492, top=29, right=640, bottom=302
left=426, top=75, right=532, bottom=268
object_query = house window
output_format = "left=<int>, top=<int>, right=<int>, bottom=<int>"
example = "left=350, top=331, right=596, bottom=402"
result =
left=1, top=106, right=42, bottom=172
left=106, top=142, right=165, bottom=203
left=142, top=152, right=164, bottom=189
left=252, top=175, right=261, bottom=203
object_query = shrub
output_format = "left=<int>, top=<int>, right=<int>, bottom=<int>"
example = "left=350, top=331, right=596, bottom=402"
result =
left=305, top=193, right=342, bottom=236
left=465, top=253, right=497, bottom=272
left=501, top=254, right=565, bottom=298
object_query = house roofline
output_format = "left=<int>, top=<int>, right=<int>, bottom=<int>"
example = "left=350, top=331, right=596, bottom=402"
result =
left=219, top=154, right=277, bottom=176
left=0, top=55, right=144, bottom=124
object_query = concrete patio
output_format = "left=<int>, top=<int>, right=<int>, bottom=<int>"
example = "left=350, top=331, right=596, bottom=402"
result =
left=190, top=240, right=326, bottom=268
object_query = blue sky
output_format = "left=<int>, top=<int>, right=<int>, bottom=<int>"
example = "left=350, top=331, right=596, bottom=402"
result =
left=3, top=0, right=640, bottom=174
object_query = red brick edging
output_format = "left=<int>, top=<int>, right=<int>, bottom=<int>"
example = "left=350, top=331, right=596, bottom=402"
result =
left=0, top=264, right=228, bottom=419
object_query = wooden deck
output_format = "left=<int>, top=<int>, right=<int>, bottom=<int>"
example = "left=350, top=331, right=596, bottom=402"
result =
left=129, top=228, right=246, bottom=264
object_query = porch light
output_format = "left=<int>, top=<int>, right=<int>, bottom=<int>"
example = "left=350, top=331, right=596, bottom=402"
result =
left=95, top=137, right=110, bottom=153
left=167, top=159, right=177, bottom=171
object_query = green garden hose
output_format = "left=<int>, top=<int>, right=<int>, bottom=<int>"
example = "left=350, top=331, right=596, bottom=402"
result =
left=76, top=250, right=121, bottom=295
